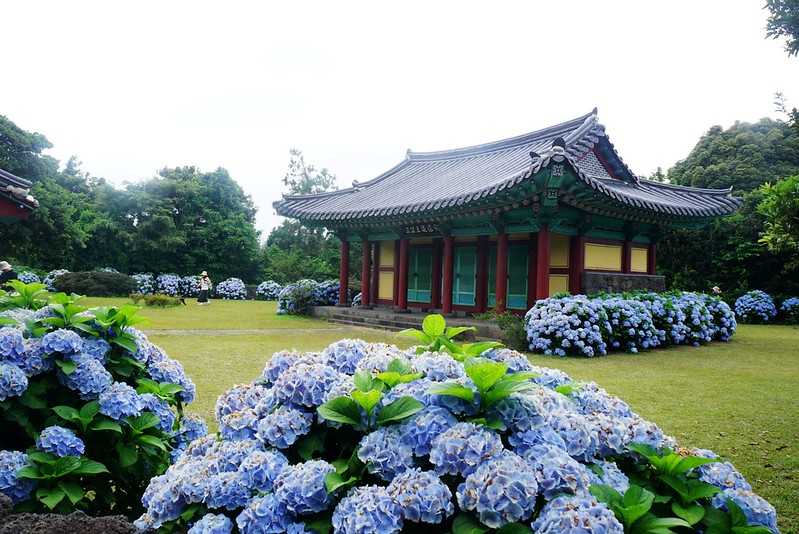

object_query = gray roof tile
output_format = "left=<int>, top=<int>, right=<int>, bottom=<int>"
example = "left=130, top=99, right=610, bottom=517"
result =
left=274, top=110, right=741, bottom=223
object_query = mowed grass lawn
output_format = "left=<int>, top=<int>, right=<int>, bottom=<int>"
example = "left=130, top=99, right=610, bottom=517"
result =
left=86, top=297, right=799, bottom=532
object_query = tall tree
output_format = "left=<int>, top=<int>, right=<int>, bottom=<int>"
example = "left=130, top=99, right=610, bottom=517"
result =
left=765, top=0, right=799, bottom=57
left=659, top=119, right=799, bottom=299
left=262, top=150, right=361, bottom=283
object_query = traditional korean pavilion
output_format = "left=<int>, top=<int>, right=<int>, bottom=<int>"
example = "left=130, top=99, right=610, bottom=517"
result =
left=274, top=110, right=741, bottom=314
left=0, top=168, right=38, bottom=221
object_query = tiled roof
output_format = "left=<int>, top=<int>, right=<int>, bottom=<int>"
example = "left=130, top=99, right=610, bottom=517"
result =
left=274, top=110, right=741, bottom=224
left=0, top=168, right=38, bottom=209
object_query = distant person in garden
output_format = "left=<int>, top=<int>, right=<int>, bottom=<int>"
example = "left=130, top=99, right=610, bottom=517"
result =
left=198, top=271, right=212, bottom=305
left=0, top=261, right=18, bottom=288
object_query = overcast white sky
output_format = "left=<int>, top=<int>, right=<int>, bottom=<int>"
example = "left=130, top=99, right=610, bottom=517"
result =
left=1, top=1, right=796, bottom=236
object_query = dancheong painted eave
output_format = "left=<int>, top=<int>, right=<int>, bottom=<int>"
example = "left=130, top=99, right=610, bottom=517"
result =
left=273, top=109, right=742, bottom=226
left=0, top=168, right=39, bottom=210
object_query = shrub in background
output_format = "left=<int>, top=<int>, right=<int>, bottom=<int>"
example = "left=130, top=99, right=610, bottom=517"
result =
left=156, top=274, right=181, bottom=297
left=780, top=297, right=799, bottom=324
left=0, top=282, right=204, bottom=518
left=699, top=294, right=738, bottom=341
left=43, top=270, right=69, bottom=292
left=525, top=296, right=610, bottom=357
left=53, top=272, right=136, bottom=297
left=734, top=290, right=777, bottom=324
left=134, top=325, right=780, bottom=533
left=526, top=291, right=731, bottom=357
left=277, top=279, right=318, bottom=315
left=131, top=274, right=155, bottom=295
left=179, top=275, right=200, bottom=298
left=600, top=297, right=660, bottom=353
left=17, top=272, right=41, bottom=284
left=255, top=280, right=282, bottom=300
left=313, top=279, right=341, bottom=306
left=95, top=267, right=120, bottom=273
left=131, top=293, right=184, bottom=308
left=215, top=278, right=247, bottom=300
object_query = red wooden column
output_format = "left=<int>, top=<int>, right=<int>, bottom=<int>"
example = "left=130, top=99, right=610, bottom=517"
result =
left=622, top=239, right=632, bottom=274
left=442, top=236, right=454, bottom=314
left=494, top=232, right=509, bottom=313
left=338, top=239, right=350, bottom=306
left=431, top=238, right=443, bottom=309
left=397, top=238, right=409, bottom=310
left=360, top=239, right=371, bottom=307
left=647, top=242, right=657, bottom=275
left=568, top=235, right=585, bottom=294
left=534, top=224, right=551, bottom=300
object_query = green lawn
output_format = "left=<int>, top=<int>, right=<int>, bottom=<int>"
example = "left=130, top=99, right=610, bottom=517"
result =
left=86, top=297, right=799, bottom=532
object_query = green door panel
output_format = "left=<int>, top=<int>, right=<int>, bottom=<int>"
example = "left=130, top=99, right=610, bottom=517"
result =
left=507, top=244, right=528, bottom=309
left=408, top=247, right=432, bottom=302
left=453, top=246, right=476, bottom=306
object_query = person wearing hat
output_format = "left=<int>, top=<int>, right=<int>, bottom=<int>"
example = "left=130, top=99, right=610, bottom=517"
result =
left=198, top=271, right=212, bottom=305
left=0, top=261, right=18, bottom=289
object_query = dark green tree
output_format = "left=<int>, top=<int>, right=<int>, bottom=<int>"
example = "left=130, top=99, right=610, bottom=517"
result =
left=765, top=0, right=799, bottom=57
left=758, top=175, right=799, bottom=268
left=261, top=149, right=361, bottom=284
left=659, top=119, right=799, bottom=299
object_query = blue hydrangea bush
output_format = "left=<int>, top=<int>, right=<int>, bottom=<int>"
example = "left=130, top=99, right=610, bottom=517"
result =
left=314, top=280, right=342, bottom=306
left=132, top=273, right=156, bottom=295
left=351, top=292, right=362, bottom=308
left=157, top=273, right=182, bottom=297
left=180, top=275, right=201, bottom=297
left=277, top=279, right=319, bottom=315
left=134, top=329, right=780, bottom=533
left=734, top=290, right=777, bottom=324
left=779, top=297, right=799, bottom=324
left=43, top=269, right=69, bottom=292
left=216, top=278, right=248, bottom=300
left=256, top=280, right=283, bottom=300
left=17, top=272, right=41, bottom=285
left=0, top=282, right=205, bottom=518
left=526, top=291, right=734, bottom=357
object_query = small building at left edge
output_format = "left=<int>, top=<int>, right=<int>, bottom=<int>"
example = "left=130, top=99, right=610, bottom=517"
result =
left=0, top=168, right=38, bottom=222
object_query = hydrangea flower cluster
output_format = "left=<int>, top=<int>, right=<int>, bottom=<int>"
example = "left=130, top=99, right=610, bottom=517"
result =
left=526, top=291, right=733, bottom=357
left=525, top=296, right=610, bottom=357
left=601, top=297, right=660, bottom=353
left=156, top=273, right=182, bottom=296
left=277, top=279, right=319, bottom=315
left=735, top=290, right=777, bottom=324
left=43, top=269, right=69, bottom=291
left=313, top=279, right=342, bottom=306
left=132, top=273, right=156, bottom=294
left=255, top=280, right=282, bottom=300
left=136, top=340, right=779, bottom=533
left=17, top=271, right=41, bottom=284
left=779, top=296, right=799, bottom=324
left=180, top=275, right=201, bottom=297
left=216, top=278, right=248, bottom=300
left=699, top=294, right=737, bottom=341
left=0, top=297, right=203, bottom=514
left=351, top=292, right=362, bottom=307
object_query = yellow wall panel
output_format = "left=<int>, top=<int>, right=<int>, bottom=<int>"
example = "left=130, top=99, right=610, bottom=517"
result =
left=508, top=233, right=528, bottom=241
left=379, top=241, right=395, bottom=267
left=378, top=271, right=394, bottom=300
left=548, top=274, right=569, bottom=296
left=630, top=247, right=648, bottom=273
left=550, top=233, right=570, bottom=268
left=585, top=243, right=622, bottom=271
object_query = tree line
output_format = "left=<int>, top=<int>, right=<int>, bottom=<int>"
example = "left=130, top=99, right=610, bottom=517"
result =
left=1, top=113, right=797, bottom=296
